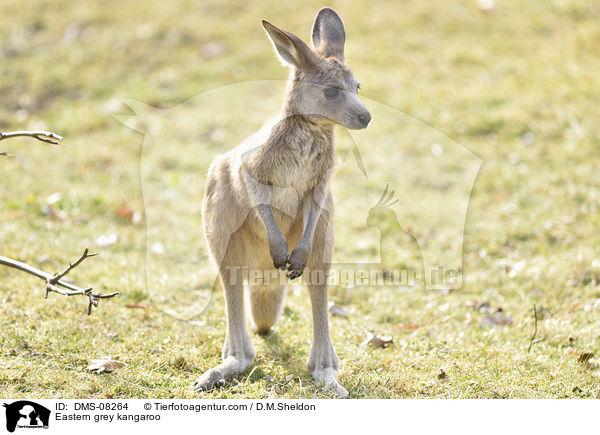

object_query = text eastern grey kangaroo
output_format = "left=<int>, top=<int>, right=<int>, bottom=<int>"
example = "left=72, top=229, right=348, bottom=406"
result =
left=193, top=7, right=371, bottom=396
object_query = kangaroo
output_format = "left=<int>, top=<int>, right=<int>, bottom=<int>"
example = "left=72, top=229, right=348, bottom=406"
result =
left=192, top=7, right=371, bottom=396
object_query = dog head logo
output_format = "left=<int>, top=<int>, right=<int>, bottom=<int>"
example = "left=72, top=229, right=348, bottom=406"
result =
left=113, top=81, right=481, bottom=319
left=3, top=401, right=50, bottom=432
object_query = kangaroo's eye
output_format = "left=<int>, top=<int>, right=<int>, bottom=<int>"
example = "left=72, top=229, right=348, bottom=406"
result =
left=324, top=87, right=339, bottom=99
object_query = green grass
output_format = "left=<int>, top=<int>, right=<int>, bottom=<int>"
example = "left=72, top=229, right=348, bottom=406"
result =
left=1, top=0, right=600, bottom=398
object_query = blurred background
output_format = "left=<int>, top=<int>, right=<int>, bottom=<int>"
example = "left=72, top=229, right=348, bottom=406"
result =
left=1, top=0, right=599, bottom=398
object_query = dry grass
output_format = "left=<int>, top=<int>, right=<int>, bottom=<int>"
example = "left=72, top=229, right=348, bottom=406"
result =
left=1, top=0, right=600, bottom=398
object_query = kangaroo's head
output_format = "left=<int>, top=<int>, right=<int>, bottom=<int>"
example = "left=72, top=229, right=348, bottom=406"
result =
left=262, top=7, right=371, bottom=130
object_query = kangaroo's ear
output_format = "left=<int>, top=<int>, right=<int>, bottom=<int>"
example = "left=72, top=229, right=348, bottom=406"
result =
left=311, top=7, right=346, bottom=61
left=262, top=20, right=318, bottom=71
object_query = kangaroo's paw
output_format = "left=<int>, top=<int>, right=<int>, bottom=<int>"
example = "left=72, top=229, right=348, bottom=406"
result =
left=287, top=245, right=309, bottom=279
left=270, top=236, right=289, bottom=270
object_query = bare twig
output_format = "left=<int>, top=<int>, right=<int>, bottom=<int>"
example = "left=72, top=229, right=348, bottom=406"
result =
left=1, top=130, right=63, bottom=156
left=0, top=130, right=63, bottom=145
left=527, top=304, right=544, bottom=352
left=0, top=250, right=119, bottom=315
left=48, top=248, right=98, bottom=285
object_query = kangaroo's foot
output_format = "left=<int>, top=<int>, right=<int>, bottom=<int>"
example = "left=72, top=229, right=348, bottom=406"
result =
left=192, top=352, right=255, bottom=392
left=307, top=340, right=348, bottom=398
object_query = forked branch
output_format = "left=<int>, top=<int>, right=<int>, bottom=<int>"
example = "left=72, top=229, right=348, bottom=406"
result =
left=48, top=248, right=98, bottom=285
left=1, top=129, right=118, bottom=314
left=0, top=250, right=119, bottom=315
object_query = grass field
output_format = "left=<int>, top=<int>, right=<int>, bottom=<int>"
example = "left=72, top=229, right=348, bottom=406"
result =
left=1, top=0, right=600, bottom=399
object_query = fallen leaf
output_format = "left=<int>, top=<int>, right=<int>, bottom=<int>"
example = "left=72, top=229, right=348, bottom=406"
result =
left=467, top=300, right=503, bottom=313
left=47, top=204, right=67, bottom=222
left=87, top=358, right=126, bottom=373
left=399, top=324, right=419, bottom=330
left=578, top=271, right=600, bottom=287
left=328, top=302, right=349, bottom=318
left=116, top=202, right=142, bottom=225
left=480, top=313, right=512, bottom=328
left=40, top=193, right=67, bottom=222
left=173, top=356, right=188, bottom=370
left=577, top=352, right=598, bottom=370
left=125, top=304, right=146, bottom=310
left=438, top=369, right=448, bottom=381
left=361, top=331, right=393, bottom=349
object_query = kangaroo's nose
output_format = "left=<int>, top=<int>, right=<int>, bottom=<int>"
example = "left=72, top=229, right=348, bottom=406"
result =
left=357, top=111, right=372, bottom=128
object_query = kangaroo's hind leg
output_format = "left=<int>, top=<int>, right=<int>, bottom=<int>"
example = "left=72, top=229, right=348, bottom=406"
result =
left=305, top=204, right=347, bottom=397
left=192, top=236, right=256, bottom=392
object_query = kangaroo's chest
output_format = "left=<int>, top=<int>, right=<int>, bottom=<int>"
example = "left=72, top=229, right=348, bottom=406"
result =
left=273, top=137, right=331, bottom=187
left=269, top=138, right=333, bottom=218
